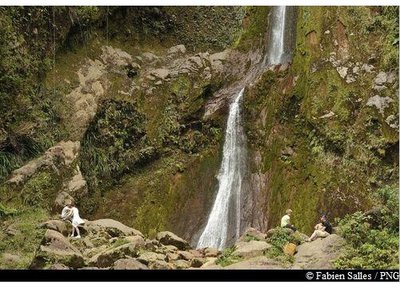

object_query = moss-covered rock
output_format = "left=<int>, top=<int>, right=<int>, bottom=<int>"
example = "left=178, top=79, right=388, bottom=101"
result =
left=244, top=6, right=398, bottom=234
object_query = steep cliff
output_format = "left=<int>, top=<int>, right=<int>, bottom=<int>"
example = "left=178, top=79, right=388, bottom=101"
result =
left=243, top=6, right=398, bottom=233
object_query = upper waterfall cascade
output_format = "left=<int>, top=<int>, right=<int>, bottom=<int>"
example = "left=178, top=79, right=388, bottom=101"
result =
left=265, top=6, right=288, bottom=66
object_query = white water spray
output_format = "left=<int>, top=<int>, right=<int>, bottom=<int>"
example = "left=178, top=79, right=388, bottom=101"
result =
left=266, top=6, right=287, bottom=66
left=197, top=88, right=246, bottom=249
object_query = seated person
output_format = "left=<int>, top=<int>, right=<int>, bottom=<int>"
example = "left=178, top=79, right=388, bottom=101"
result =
left=307, top=214, right=332, bottom=242
left=280, top=209, right=297, bottom=231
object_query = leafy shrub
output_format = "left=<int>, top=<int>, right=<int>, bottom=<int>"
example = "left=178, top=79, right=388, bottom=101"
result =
left=334, top=185, right=399, bottom=269
left=80, top=100, right=150, bottom=191
left=0, top=203, right=18, bottom=218
left=215, top=246, right=241, bottom=267
left=265, top=228, right=304, bottom=264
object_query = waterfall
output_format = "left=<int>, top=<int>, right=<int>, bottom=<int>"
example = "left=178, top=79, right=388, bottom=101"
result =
left=197, top=6, right=294, bottom=250
left=197, top=88, right=246, bottom=249
left=265, top=6, right=287, bottom=66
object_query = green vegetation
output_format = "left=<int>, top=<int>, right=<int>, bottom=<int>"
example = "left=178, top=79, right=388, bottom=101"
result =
left=235, top=6, right=270, bottom=52
left=0, top=203, right=18, bottom=218
left=20, top=171, right=59, bottom=208
left=265, top=228, right=304, bottom=264
left=215, top=246, right=241, bottom=267
left=0, top=207, right=48, bottom=268
left=334, top=186, right=399, bottom=269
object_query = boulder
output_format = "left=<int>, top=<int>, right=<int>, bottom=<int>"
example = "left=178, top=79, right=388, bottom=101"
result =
left=54, top=191, right=74, bottom=211
left=191, top=257, right=207, bottom=268
left=173, top=259, right=191, bottom=269
left=366, top=95, right=393, bottom=115
left=232, top=240, right=271, bottom=259
left=150, top=68, right=170, bottom=80
left=336, top=66, right=348, bottom=79
left=293, top=234, right=346, bottom=269
left=239, top=227, right=267, bottom=242
left=224, top=256, right=284, bottom=269
left=30, top=229, right=84, bottom=269
left=166, top=252, right=180, bottom=261
left=88, top=219, right=144, bottom=238
left=101, top=46, right=134, bottom=68
left=40, top=220, right=69, bottom=236
left=112, top=258, right=148, bottom=270
left=88, top=243, right=142, bottom=268
left=65, top=167, right=87, bottom=197
left=142, top=52, right=159, bottom=63
left=178, top=250, right=194, bottom=261
left=204, top=247, right=220, bottom=257
left=209, top=50, right=229, bottom=63
left=387, top=71, right=397, bottom=83
left=167, top=45, right=186, bottom=56
left=149, top=260, right=173, bottom=270
left=283, top=243, right=297, bottom=256
left=188, top=249, right=203, bottom=258
left=137, top=251, right=167, bottom=265
left=156, top=231, right=190, bottom=250
left=200, top=257, right=219, bottom=269
left=48, top=263, right=70, bottom=270
left=163, top=244, right=179, bottom=253
left=374, top=71, right=388, bottom=85
left=124, top=235, right=146, bottom=247
left=361, top=63, right=374, bottom=73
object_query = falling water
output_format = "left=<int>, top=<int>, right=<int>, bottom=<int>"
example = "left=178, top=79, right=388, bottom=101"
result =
left=197, top=88, right=246, bottom=249
left=265, top=6, right=287, bottom=66
left=197, top=6, right=294, bottom=249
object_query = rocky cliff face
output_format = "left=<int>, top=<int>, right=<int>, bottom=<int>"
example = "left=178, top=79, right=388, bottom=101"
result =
left=243, top=6, right=398, bottom=233
left=0, top=6, right=398, bottom=268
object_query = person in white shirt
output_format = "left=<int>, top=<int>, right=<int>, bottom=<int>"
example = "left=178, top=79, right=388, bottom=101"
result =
left=280, top=209, right=297, bottom=231
left=61, top=201, right=85, bottom=239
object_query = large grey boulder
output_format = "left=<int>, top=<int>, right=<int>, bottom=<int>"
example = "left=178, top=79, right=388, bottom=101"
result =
left=156, top=231, right=190, bottom=250
left=112, top=258, right=148, bottom=270
left=88, top=242, right=143, bottom=268
left=173, top=259, right=191, bottom=269
left=238, top=227, right=267, bottom=242
left=149, top=260, right=173, bottom=270
left=40, top=220, right=69, bottom=237
left=232, top=240, right=271, bottom=259
left=178, top=250, right=194, bottom=261
left=87, top=219, right=144, bottom=238
left=293, top=234, right=346, bottom=269
left=137, top=251, right=167, bottom=265
left=30, top=229, right=84, bottom=269
left=224, top=256, right=284, bottom=269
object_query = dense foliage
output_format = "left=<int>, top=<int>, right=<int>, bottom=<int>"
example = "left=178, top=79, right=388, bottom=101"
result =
left=266, top=228, right=305, bottom=264
left=334, top=186, right=399, bottom=269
